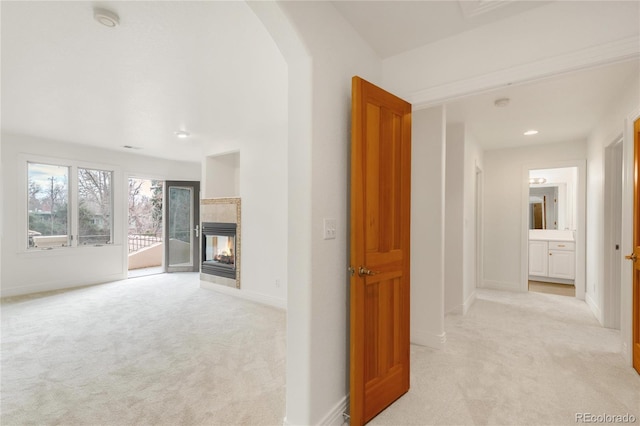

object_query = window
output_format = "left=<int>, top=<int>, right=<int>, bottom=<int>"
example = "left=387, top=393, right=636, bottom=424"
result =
left=78, top=168, right=112, bottom=245
left=28, top=163, right=70, bottom=248
left=26, top=161, right=114, bottom=249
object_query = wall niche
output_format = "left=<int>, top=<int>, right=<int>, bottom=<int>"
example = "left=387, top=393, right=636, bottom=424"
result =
left=204, top=152, right=239, bottom=199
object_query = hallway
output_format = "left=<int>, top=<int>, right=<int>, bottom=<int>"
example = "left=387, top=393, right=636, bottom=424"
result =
left=371, top=289, right=639, bottom=425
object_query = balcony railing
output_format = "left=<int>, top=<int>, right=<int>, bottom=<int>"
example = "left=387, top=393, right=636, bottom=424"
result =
left=128, top=234, right=163, bottom=254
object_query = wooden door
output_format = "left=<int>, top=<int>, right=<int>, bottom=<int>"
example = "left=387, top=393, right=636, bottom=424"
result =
left=631, top=118, right=640, bottom=374
left=350, top=76, right=411, bottom=425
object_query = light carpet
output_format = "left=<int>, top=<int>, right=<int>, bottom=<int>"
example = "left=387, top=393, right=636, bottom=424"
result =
left=370, top=289, right=640, bottom=425
left=1, top=273, right=285, bottom=426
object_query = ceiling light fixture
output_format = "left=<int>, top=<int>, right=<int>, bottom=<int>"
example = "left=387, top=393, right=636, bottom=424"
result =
left=94, top=8, right=120, bottom=28
left=174, top=131, right=190, bottom=139
left=524, top=130, right=539, bottom=136
left=494, top=97, right=510, bottom=108
left=529, top=177, right=547, bottom=185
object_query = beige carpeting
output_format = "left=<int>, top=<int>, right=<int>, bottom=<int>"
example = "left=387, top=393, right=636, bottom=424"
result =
left=1, top=273, right=285, bottom=426
left=370, top=289, right=640, bottom=425
left=2, top=275, right=639, bottom=426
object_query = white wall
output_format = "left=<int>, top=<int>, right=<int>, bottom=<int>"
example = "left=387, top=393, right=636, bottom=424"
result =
left=586, top=69, right=639, bottom=354
left=383, top=1, right=640, bottom=106
left=252, top=2, right=382, bottom=424
left=445, top=124, right=464, bottom=314
left=463, top=129, right=483, bottom=311
left=412, top=106, right=446, bottom=348
left=482, top=140, right=586, bottom=292
left=445, top=124, right=483, bottom=316
left=1, top=133, right=200, bottom=297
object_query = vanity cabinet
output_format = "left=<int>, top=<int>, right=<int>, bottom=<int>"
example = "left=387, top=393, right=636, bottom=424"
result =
left=528, top=240, right=575, bottom=281
left=548, top=241, right=575, bottom=280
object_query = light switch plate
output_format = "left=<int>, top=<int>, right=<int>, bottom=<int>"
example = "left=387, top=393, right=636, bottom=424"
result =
left=323, top=218, right=337, bottom=240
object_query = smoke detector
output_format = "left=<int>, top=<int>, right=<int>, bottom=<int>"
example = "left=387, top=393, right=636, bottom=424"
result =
left=494, top=97, right=510, bottom=108
left=94, top=8, right=120, bottom=28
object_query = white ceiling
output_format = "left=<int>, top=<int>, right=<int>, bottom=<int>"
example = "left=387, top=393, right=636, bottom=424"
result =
left=1, top=1, right=287, bottom=163
left=446, top=60, right=640, bottom=150
left=332, top=0, right=550, bottom=59
left=1, top=1, right=637, bottom=160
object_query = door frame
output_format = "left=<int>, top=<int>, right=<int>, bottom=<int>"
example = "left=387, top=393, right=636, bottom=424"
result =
left=520, top=160, right=586, bottom=299
left=621, top=110, right=640, bottom=366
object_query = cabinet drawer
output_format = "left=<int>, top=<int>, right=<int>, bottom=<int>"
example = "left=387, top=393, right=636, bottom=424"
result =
left=549, top=241, right=574, bottom=251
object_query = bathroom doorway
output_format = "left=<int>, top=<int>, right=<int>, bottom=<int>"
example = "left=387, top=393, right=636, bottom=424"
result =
left=521, top=161, right=586, bottom=300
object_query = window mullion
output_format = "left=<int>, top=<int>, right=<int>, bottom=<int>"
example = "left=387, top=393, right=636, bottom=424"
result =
left=70, top=165, right=78, bottom=247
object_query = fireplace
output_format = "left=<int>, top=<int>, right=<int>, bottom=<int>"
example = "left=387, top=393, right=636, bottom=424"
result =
left=202, top=222, right=237, bottom=279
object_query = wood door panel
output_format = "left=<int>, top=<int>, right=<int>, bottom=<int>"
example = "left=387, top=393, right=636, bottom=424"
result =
left=362, top=277, right=406, bottom=419
left=351, top=76, right=411, bottom=425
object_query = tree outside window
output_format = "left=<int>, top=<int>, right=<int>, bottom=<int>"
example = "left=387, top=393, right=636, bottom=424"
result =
left=78, top=168, right=113, bottom=245
left=28, top=163, right=69, bottom=247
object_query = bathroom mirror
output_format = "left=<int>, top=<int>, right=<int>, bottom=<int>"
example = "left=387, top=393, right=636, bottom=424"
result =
left=529, top=186, right=558, bottom=229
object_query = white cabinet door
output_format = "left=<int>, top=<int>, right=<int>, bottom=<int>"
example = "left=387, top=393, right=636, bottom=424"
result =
left=529, top=241, right=548, bottom=276
left=548, top=250, right=575, bottom=279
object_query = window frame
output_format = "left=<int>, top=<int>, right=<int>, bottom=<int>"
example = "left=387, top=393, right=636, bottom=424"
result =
left=21, top=154, right=118, bottom=253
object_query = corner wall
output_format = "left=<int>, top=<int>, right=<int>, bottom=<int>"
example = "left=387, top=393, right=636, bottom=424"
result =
left=586, top=69, right=639, bottom=359
left=463, top=129, right=483, bottom=311
left=252, top=2, right=383, bottom=424
left=445, top=124, right=464, bottom=314
left=412, top=106, right=446, bottom=348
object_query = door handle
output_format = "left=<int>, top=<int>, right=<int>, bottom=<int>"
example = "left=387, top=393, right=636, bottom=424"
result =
left=358, top=266, right=379, bottom=277
left=625, top=252, right=638, bottom=262
left=194, top=225, right=200, bottom=238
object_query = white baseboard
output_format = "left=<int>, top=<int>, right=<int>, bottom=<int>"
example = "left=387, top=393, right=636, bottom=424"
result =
left=1, top=273, right=126, bottom=298
left=317, top=394, right=348, bottom=426
left=411, top=328, right=446, bottom=349
left=200, top=280, right=286, bottom=310
left=463, top=290, right=477, bottom=315
left=585, top=292, right=603, bottom=325
left=445, top=304, right=463, bottom=315
left=282, top=395, right=348, bottom=426
left=445, top=291, right=477, bottom=316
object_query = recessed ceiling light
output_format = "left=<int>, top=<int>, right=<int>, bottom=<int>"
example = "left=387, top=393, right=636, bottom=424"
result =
left=94, top=8, right=120, bottom=28
left=524, top=130, right=539, bottom=136
left=494, top=97, right=510, bottom=108
left=175, top=131, right=190, bottom=139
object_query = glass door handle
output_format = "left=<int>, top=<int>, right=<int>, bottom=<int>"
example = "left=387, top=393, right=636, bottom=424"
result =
left=194, top=225, right=200, bottom=238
